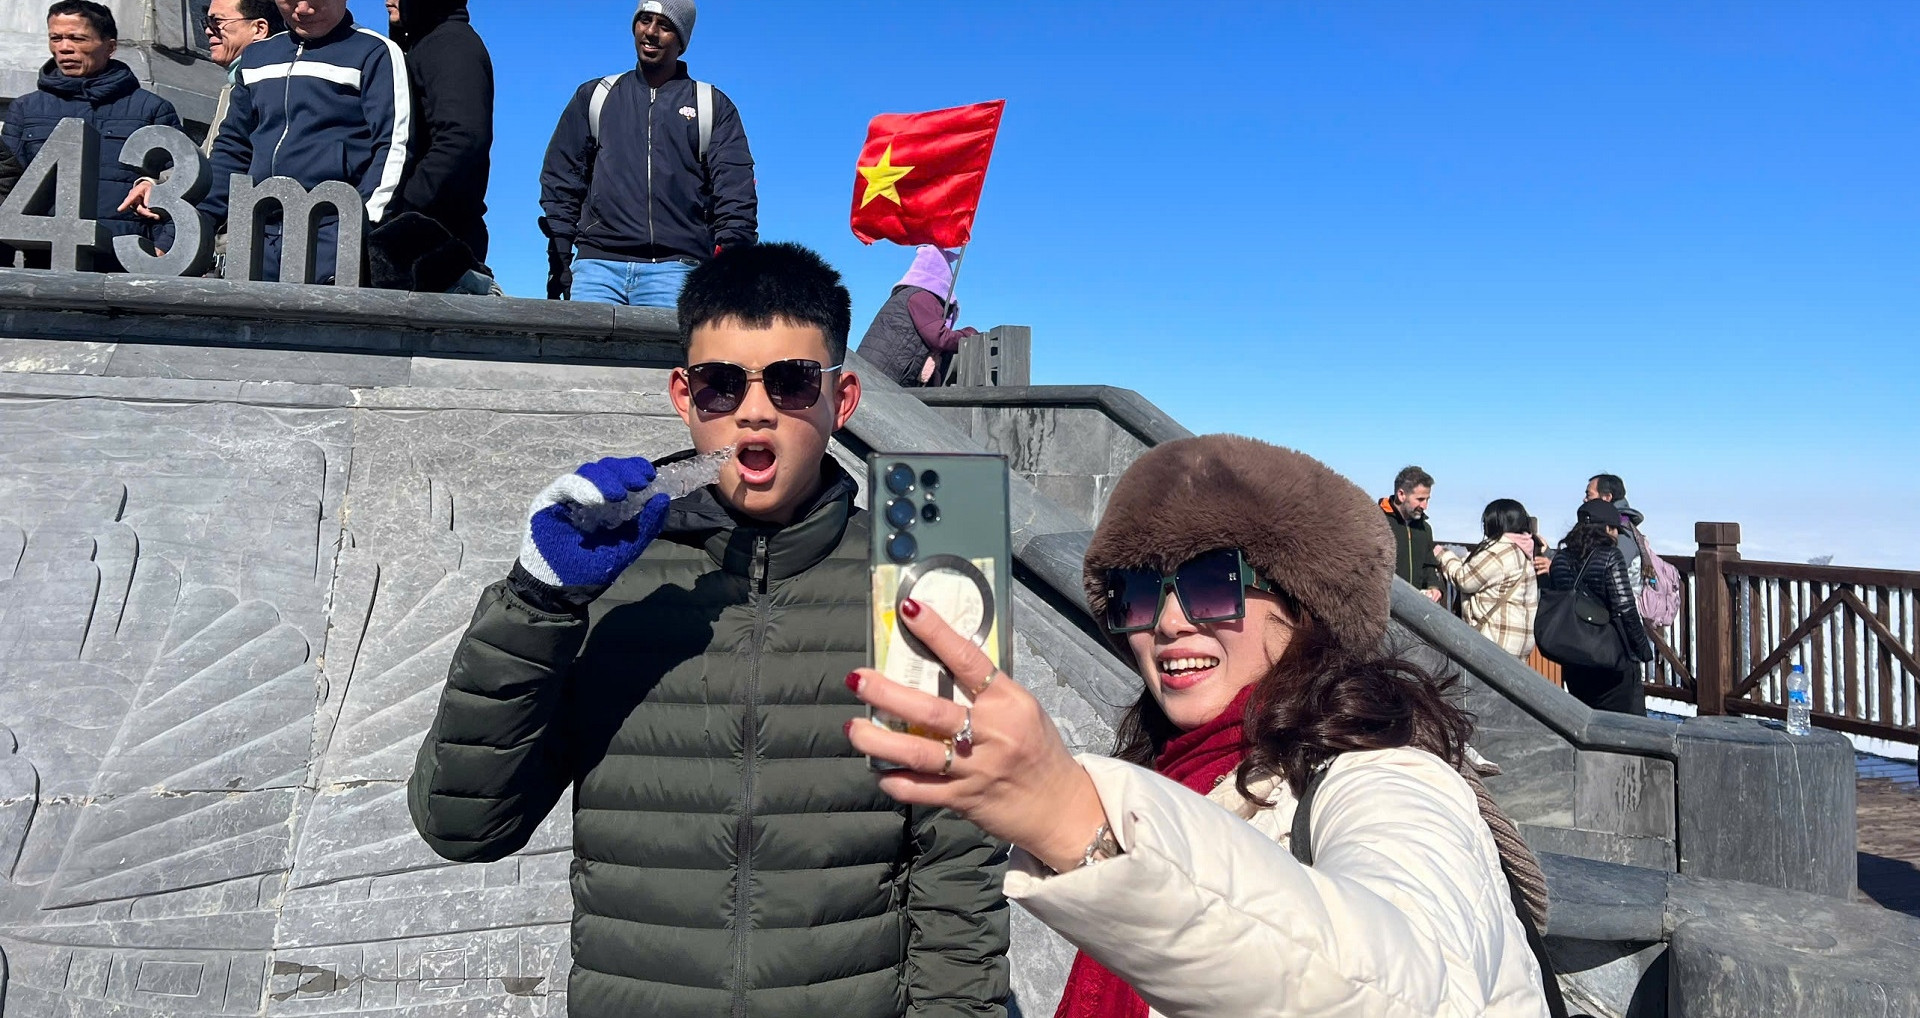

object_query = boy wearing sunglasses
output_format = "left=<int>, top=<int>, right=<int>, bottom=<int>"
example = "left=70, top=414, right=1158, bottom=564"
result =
left=409, top=243, right=1010, bottom=1018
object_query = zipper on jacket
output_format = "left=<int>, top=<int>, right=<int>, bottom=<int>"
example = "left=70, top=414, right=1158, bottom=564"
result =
left=268, top=40, right=301, bottom=177
left=645, top=85, right=656, bottom=252
left=730, top=533, right=771, bottom=1018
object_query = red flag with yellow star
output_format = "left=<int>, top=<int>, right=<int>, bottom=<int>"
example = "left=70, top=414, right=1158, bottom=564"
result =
left=850, top=100, right=1005, bottom=248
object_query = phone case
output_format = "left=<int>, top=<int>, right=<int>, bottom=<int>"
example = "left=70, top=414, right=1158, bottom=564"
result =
left=866, top=453, right=1013, bottom=769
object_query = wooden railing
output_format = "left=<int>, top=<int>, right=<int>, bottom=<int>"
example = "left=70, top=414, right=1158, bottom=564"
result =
left=1450, top=523, right=1920, bottom=743
left=1645, top=523, right=1917, bottom=742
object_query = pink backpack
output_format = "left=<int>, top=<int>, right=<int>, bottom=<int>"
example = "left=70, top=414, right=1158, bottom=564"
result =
left=1628, top=523, right=1683, bottom=628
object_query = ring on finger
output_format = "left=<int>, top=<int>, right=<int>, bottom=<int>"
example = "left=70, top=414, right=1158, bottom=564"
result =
left=953, top=708, right=975, bottom=752
left=974, top=671, right=997, bottom=695
left=939, top=739, right=956, bottom=776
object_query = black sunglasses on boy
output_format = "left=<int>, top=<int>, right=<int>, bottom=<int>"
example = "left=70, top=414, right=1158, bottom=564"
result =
left=1103, top=548, right=1280, bottom=634
left=684, top=358, right=841, bottom=414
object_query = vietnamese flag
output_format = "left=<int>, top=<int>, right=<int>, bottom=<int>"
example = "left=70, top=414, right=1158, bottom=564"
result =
left=850, top=100, right=1005, bottom=249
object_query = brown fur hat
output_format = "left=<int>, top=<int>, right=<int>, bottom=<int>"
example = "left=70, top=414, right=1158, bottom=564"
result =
left=1084, top=434, right=1395, bottom=651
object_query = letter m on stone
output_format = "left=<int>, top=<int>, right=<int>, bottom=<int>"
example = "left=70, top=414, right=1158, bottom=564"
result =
left=226, top=174, right=367, bottom=287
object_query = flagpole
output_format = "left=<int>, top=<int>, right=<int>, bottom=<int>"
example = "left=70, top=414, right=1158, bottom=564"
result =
left=942, top=243, right=969, bottom=314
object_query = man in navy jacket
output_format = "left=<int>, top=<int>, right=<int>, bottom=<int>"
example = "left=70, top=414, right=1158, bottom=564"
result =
left=202, top=0, right=410, bottom=284
left=538, top=0, right=757, bottom=306
left=1, top=1, right=181, bottom=272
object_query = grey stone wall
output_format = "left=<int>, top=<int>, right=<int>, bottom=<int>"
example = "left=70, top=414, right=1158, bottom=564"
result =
left=927, top=404, right=1148, bottom=527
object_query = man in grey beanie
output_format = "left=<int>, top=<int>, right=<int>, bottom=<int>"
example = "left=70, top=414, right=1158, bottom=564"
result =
left=538, top=0, right=760, bottom=306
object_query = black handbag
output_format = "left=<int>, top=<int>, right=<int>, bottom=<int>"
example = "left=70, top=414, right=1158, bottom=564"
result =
left=1535, top=553, right=1631, bottom=671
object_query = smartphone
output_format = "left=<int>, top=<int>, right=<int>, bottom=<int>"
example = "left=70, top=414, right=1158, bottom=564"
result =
left=866, top=452, right=1013, bottom=770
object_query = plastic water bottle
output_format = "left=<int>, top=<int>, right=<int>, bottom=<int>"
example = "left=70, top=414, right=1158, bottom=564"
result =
left=1785, top=665, right=1812, bottom=736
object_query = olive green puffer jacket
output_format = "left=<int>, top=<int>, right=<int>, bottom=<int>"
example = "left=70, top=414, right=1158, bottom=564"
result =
left=408, top=461, right=1010, bottom=1017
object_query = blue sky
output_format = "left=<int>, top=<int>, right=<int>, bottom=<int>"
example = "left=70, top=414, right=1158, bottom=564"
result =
left=351, top=1, right=1919, bottom=567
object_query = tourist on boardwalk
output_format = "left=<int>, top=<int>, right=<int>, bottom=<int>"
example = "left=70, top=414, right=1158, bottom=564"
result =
left=1381, top=465, right=1445, bottom=601
left=1436, top=499, right=1541, bottom=658
left=2, top=1, right=181, bottom=272
left=538, top=0, right=757, bottom=306
left=1586, top=473, right=1644, bottom=579
left=409, top=244, right=1009, bottom=1018
left=854, top=245, right=979, bottom=386
left=201, top=0, right=410, bottom=284
left=1543, top=498, right=1654, bottom=715
left=369, top=0, right=497, bottom=294
left=120, top=0, right=283, bottom=272
left=848, top=435, right=1555, bottom=1018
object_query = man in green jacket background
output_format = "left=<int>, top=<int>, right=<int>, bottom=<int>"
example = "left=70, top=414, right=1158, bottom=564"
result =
left=408, top=242, right=1010, bottom=1017
left=1380, top=464, right=1445, bottom=601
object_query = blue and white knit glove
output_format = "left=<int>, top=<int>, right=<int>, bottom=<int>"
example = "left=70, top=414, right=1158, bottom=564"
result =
left=517, top=457, right=671, bottom=589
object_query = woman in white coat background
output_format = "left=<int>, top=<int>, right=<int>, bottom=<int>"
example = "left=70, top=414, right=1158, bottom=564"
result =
left=846, top=434, right=1558, bottom=1018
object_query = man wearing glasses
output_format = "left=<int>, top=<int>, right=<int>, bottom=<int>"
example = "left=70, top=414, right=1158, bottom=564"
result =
left=411, top=243, right=1010, bottom=1018
left=198, top=0, right=411, bottom=284
left=120, top=1, right=284, bottom=249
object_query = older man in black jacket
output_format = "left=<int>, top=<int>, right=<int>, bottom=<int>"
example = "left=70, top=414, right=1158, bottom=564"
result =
left=2, top=0, right=181, bottom=271
left=372, top=0, right=497, bottom=293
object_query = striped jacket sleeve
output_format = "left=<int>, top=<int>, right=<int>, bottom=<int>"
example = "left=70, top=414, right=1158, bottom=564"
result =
left=355, top=28, right=412, bottom=223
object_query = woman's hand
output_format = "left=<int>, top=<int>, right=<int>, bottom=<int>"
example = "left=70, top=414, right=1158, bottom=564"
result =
left=846, top=597, right=1110, bottom=873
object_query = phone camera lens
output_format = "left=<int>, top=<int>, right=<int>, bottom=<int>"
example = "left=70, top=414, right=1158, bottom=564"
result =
left=886, top=531, right=917, bottom=562
left=885, top=463, right=916, bottom=495
left=919, top=469, right=940, bottom=490
left=920, top=502, right=941, bottom=523
left=885, top=497, right=917, bottom=529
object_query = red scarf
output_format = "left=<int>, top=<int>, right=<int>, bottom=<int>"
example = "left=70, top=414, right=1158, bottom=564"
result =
left=1051, top=686, right=1254, bottom=1018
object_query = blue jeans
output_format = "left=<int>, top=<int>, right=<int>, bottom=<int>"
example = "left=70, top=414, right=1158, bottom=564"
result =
left=570, top=257, right=695, bottom=307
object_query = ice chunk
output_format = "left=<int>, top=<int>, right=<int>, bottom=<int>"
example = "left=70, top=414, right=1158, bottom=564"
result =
left=566, top=446, right=734, bottom=531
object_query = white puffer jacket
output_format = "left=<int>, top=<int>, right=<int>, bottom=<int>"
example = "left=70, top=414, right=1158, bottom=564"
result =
left=1005, top=748, right=1550, bottom=1018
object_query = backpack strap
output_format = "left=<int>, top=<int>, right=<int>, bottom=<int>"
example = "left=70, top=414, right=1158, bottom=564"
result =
left=588, top=72, right=624, bottom=143
left=1289, top=758, right=1574, bottom=1018
left=695, top=80, right=714, bottom=162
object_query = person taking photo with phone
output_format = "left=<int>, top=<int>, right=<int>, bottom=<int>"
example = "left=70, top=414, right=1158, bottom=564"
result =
left=409, top=243, right=1009, bottom=1018
left=847, top=435, right=1559, bottom=1018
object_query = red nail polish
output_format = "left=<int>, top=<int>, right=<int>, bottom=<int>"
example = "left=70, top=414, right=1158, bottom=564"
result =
left=843, top=719, right=855, bottom=736
left=899, top=598, right=921, bottom=619
left=845, top=671, right=861, bottom=692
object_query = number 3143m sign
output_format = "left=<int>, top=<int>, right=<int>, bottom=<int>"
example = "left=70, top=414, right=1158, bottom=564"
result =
left=0, top=118, right=367, bottom=286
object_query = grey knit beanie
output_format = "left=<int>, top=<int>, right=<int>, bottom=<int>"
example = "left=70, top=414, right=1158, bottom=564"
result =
left=634, top=0, right=696, bottom=49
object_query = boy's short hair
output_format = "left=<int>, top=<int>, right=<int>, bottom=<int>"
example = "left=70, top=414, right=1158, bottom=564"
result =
left=677, top=243, right=852, bottom=363
left=48, top=0, right=117, bottom=39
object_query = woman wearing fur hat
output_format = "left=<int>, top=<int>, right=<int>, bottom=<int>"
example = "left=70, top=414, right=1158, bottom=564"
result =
left=1544, top=499, right=1655, bottom=715
left=846, top=435, right=1555, bottom=1018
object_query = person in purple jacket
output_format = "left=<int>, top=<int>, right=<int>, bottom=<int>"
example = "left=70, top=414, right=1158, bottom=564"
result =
left=854, top=245, right=980, bottom=387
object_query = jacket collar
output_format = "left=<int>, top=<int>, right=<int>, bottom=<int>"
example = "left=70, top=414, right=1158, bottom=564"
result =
left=1379, top=496, right=1428, bottom=529
left=664, top=456, right=858, bottom=583
left=37, top=59, right=139, bottom=104
left=294, top=14, right=358, bottom=48
left=633, top=59, right=692, bottom=84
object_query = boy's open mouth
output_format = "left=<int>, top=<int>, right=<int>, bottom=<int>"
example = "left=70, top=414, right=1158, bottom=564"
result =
left=736, top=443, right=776, bottom=485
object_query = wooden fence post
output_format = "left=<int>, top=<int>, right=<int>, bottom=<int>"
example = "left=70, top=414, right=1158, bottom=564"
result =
left=1693, top=522, right=1742, bottom=715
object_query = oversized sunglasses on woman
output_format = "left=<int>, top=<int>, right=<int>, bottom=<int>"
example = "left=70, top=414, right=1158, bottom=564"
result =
left=1103, top=547, right=1279, bottom=633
